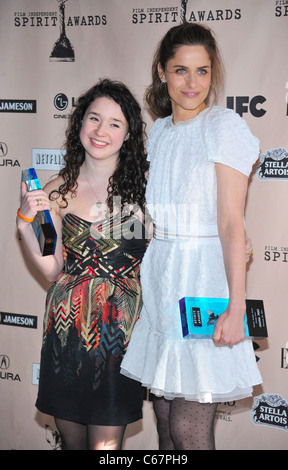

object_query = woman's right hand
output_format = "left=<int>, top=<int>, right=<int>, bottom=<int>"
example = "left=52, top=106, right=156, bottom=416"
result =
left=18, top=181, right=51, bottom=224
left=17, top=179, right=65, bottom=283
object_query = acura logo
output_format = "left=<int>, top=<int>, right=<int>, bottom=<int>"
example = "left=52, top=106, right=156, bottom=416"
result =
left=0, top=142, right=8, bottom=157
left=0, top=355, right=10, bottom=370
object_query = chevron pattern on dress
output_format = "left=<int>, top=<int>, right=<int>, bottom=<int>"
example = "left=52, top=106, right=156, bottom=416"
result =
left=93, top=321, right=125, bottom=389
left=42, top=212, right=146, bottom=389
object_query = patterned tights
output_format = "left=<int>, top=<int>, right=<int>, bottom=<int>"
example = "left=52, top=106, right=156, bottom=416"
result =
left=55, top=398, right=217, bottom=450
left=152, top=396, right=218, bottom=450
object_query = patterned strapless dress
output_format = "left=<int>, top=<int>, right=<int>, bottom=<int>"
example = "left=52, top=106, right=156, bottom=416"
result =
left=36, top=212, right=146, bottom=425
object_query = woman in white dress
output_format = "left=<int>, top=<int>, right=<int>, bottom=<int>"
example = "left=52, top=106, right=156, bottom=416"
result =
left=121, top=22, right=262, bottom=450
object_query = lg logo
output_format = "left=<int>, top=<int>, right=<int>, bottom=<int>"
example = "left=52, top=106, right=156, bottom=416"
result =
left=53, top=93, right=77, bottom=119
left=54, top=93, right=69, bottom=111
left=227, top=95, right=266, bottom=117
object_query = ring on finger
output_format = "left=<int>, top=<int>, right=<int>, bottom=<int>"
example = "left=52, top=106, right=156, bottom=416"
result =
left=36, top=198, right=42, bottom=206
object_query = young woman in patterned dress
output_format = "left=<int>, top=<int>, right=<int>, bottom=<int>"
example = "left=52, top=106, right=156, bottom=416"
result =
left=17, top=79, right=148, bottom=450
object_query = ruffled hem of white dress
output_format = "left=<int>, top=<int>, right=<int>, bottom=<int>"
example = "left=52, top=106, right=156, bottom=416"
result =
left=121, top=314, right=263, bottom=404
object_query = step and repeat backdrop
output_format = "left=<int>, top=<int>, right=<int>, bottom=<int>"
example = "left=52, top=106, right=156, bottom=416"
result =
left=0, top=0, right=287, bottom=450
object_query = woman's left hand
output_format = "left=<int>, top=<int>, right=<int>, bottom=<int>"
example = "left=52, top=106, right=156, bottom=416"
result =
left=212, top=306, right=246, bottom=347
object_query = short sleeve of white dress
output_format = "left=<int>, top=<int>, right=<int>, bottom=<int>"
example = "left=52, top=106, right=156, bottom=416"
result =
left=205, top=107, right=260, bottom=176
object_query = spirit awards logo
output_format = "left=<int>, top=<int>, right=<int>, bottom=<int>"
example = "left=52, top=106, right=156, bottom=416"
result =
left=275, top=1, right=288, bottom=17
left=132, top=0, right=241, bottom=24
left=50, top=0, right=74, bottom=62
left=257, top=148, right=288, bottom=180
left=180, top=0, right=188, bottom=22
left=251, top=394, right=288, bottom=431
left=181, top=0, right=241, bottom=21
left=264, top=245, right=288, bottom=263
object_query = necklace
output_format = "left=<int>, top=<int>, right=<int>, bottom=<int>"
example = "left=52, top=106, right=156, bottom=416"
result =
left=82, top=166, right=105, bottom=208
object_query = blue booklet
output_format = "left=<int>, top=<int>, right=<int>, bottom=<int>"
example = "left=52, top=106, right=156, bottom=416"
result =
left=179, top=297, right=267, bottom=339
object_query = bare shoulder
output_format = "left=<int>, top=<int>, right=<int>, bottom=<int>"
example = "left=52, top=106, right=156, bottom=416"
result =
left=43, top=174, right=64, bottom=194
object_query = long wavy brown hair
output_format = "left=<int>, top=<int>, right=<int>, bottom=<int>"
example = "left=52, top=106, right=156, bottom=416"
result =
left=146, top=22, right=225, bottom=118
left=50, top=78, right=148, bottom=212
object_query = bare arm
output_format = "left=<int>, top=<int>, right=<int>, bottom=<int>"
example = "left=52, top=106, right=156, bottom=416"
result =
left=212, top=163, right=248, bottom=346
left=17, top=181, right=64, bottom=283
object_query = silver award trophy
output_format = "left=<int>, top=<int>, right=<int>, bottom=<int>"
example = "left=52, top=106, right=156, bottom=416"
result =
left=21, top=168, right=57, bottom=256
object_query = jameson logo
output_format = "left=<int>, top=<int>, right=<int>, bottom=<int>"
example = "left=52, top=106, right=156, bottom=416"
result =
left=0, top=312, right=37, bottom=329
left=0, top=99, right=36, bottom=113
left=257, top=148, right=288, bottom=180
left=251, top=394, right=288, bottom=431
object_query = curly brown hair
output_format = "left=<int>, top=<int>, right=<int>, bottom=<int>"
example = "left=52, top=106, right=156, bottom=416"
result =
left=50, top=78, right=148, bottom=212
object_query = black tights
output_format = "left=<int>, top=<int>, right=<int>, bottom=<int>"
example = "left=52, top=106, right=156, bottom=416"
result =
left=153, top=396, right=218, bottom=450
left=54, top=418, right=126, bottom=450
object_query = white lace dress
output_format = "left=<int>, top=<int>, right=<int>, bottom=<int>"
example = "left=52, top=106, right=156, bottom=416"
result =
left=121, top=106, right=263, bottom=403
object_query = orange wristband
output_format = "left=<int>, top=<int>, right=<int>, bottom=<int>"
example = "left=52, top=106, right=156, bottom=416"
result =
left=17, top=208, right=35, bottom=223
